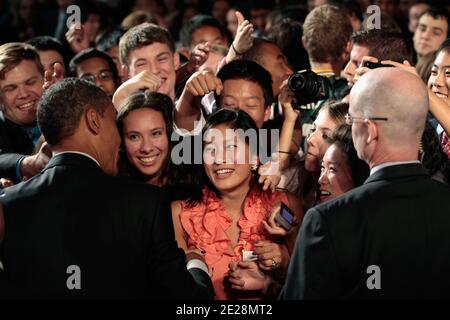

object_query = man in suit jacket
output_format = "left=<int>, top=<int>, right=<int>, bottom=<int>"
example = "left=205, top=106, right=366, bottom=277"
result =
left=0, top=78, right=213, bottom=299
left=0, top=43, right=51, bottom=186
left=279, top=67, right=450, bottom=299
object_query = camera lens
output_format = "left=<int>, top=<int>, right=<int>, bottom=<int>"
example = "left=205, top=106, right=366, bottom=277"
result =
left=288, top=73, right=305, bottom=91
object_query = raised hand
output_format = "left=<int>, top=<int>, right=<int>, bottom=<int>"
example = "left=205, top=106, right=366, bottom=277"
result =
left=380, top=59, right=420, bottom=77
left=65, top=23, right=90, bottom=54
left=258, top=161, right=281, bottom=192
left=232, top=11, right=254, bottom=55
left=113, top=70, right=162, bottom=108
left=279, top=80, right=300, bottom=122
left=188, top=42, right=211, bottom=73
left=43, top=62, right=64, bottom=91
left=185, top=70, right=223, bottom=96
left=353, top=55, right=380, bottom=84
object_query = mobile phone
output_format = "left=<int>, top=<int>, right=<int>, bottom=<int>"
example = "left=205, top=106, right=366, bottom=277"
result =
left=274, top=202, right=295, bottom=231
left=363, top=61, right=394, bottom=69
left=242, top=250, right=258, bottom=262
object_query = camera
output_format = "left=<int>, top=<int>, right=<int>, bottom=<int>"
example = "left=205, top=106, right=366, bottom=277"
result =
left=274, top=202, right=295, bottom=231
left=288, top=70, right=329, bottom=109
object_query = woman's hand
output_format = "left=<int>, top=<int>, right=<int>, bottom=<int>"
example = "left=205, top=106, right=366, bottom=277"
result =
left=254, top=240, right=289, bottom=272
left=187, top=42, right=211, bottom=73
left=258, top=160, right=282, bottom=192
left=262, top=203, right=288, bottom=236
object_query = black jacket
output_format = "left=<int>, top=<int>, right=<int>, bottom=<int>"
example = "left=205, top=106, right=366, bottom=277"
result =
left=0, top=153, right=213, bottom=299
left=0, top=112, right=35, bottom=182
left=280, top=163, right=450, bottom=299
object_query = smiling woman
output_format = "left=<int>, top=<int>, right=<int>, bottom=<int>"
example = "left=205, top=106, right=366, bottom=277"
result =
left=117, top=91, right=173, bottom=187
left=171, top=108, right=303, bottom=300
left=317, top=124, right=369, bottom=204
left=427, top=39, right=450, bottom=158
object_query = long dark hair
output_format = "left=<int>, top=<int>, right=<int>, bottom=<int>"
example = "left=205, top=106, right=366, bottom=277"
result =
left=116, top=91, right=174, bottom=185
left=187, top=108, right=262, bottom=206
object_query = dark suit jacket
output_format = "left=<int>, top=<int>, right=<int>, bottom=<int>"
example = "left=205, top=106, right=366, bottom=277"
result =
left=0, top=112, right=35, bottom=182
left=0, top=153, right=213, bottom=299
left=280, top=163, right=450, bottom=299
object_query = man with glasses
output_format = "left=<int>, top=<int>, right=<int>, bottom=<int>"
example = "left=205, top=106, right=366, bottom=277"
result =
left=280, top=67, right=450, bottom=299
left=69, top=48, right=120, bottom=98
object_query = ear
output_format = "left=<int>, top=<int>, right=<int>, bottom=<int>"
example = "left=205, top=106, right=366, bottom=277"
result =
left=345, top=41, right=352, bottom=55
left=301, top=36, right=307, bottom=51
left=343, top=41, right=352, bottom=61
left=365, top=119, right=379, bottom=144
left=263, top=105, right=271, bottom=123
left=173, top=51, right=181, bottom=70
left=121, top=64, right=130, bottom=81
left=85, top=107, right=101, bottom=135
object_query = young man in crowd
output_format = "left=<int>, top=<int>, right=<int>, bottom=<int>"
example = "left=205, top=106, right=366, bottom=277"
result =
left=0, top=43, right=51, bottom=186
left=69, top=48, right=120, bottom=98
left=27, top=36, right=67, bottom=78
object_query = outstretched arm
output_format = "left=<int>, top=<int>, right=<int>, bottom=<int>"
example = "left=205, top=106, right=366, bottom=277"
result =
left=174, top=70, right=223, bottom=132
left=225, top=11, right=254, bottom=63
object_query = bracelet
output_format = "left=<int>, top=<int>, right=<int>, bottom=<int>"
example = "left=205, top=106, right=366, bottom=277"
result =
left=231, top=43, right=244, bottom=56
left=277, top=150, right=292, bottom=154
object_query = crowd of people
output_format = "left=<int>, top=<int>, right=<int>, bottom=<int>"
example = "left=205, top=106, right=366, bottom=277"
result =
left=1, top=0, right=450, bottom=300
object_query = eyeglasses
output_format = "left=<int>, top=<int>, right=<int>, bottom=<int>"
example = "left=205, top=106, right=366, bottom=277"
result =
left=80, top=70, right=113, bottom=83
left=345, top=113, right=388, bottom=125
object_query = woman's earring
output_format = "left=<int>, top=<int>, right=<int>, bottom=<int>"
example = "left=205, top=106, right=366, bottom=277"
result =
left=251, top=164, right=258, bottom=172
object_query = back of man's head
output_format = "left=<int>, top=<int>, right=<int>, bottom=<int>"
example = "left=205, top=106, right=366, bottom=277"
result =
left=119, top=23, right=175, bottom=69
left=302, top=4, right=353, bottom=63
left=216, top=59, right=273, bottom=108
left=350, top=68, right=428, bottom=149
left=0, top=42, right=44, bottom=80
left=38, top=78, right=111, bottom=147
left=351, top=29, right=413, bottom=63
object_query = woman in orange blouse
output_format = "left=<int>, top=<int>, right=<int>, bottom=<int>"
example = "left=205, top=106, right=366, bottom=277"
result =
left=171, top=108, right=303, bottom=299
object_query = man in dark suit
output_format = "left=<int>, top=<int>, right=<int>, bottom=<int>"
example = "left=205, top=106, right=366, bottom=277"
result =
left=0, top=43, right=52, bottom=186
left=0, top=78, right=213, bottom=299
left=279, top=67, right=450, bottom=299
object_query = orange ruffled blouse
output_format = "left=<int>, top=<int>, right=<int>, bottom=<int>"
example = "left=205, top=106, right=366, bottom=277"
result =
left=180, top=187, right=289, bottom=300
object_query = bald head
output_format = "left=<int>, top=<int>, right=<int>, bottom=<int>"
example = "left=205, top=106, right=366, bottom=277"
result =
left=350, top=68, right=428, bottom=145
